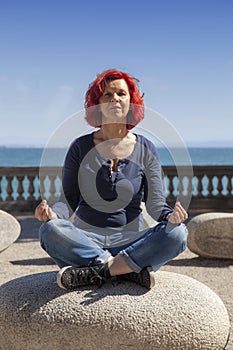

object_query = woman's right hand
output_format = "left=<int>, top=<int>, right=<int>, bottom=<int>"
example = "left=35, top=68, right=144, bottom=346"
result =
left=35, top=199, right=58, bottom=222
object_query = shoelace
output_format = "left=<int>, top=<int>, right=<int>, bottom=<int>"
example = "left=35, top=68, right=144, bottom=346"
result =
left=89, top=267, right=104, bottom=286
left=71, top=267, right=103, bottom=287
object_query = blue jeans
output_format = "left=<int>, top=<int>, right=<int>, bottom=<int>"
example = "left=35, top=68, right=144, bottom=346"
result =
left=39, top=219, right=188, bottom=273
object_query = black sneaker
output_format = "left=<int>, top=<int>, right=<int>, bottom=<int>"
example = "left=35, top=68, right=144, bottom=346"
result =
left=119, top=266, right=155, bottom=289
left=57, top=264, right=106, bottom=290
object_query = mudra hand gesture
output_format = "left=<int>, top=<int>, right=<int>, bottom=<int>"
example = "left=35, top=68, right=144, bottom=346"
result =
left=167, top=201, right=188, bottom=224
left=35, top=199, right=58, bottom=222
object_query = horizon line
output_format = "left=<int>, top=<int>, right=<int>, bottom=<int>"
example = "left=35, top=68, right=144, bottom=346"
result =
left=0, top=142, right=233, bottom=149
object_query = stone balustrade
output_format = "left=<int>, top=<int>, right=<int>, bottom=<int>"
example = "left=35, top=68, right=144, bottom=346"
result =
left=0, top=166, right=233, bottom=213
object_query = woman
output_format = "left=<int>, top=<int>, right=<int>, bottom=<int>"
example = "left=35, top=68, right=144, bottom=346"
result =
left=35, top=69, right=188, bottom=291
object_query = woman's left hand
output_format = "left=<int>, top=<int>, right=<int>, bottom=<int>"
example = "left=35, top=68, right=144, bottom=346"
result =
left=167, top=201, right=188, bottom=224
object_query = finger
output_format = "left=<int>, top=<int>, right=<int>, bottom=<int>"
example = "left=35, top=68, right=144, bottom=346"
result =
left=47, top=207, right=53, bottom=220
left=174, top=202, right=188, bottom=220
left=175, top=201, right=185, bottom=213
left=37, top=201, right=47, bottom=212
left=36, top=211, right=47, bottom=221
left=35, top=200, right=49, bottom=221
left=168, top=214, right=180, bottom=224
left=169, top=205, right=188, bottom=224
left=173, top=210, right=183, bottom=223
left=43, top=210, right=48, bottom=221
left=167, top=211, right=180, bottom=224
left=39, top=208, right=49, bottom=222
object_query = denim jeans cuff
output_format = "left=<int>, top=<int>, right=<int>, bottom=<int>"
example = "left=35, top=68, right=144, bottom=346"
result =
left=97, top=250, right=113, bottom=264
left=119, top=250, right=141, bottom=273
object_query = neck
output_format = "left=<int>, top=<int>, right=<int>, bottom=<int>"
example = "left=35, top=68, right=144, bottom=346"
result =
left=98, top=124, right=128, bottom=140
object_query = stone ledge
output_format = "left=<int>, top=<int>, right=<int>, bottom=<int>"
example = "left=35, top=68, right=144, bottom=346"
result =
left=0, top=271, right=230, bottom=350
left=187, top=212, right=233, bottom=259
left=0, top=210, right=21, bottom=253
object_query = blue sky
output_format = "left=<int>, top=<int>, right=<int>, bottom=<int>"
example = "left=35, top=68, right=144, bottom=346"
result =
left=0, top=0, right=233, bottom=147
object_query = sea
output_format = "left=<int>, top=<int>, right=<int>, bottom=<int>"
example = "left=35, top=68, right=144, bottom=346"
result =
left=0, top=146, right=232, bottom=201
left=0, top=147, right=233, bottom=166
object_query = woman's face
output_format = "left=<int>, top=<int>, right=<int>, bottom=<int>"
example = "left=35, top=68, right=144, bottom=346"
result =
left=99, top=79, right=131, bottom=124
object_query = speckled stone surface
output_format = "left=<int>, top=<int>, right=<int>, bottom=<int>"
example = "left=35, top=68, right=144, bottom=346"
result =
left=187, top=212, right=233, bottom=259
left=0, top=210, right=21, bottom=252
left=0, top=270, right=230, bottom=350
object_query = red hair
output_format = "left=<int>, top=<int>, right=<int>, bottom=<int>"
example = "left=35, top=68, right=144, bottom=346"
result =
left=85, top=69, right=144, bottom=129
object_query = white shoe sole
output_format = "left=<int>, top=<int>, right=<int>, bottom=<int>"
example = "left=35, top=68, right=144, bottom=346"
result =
left=146, top=267, right=156, bottom=289
left=57, top=265, right=73, bottom=290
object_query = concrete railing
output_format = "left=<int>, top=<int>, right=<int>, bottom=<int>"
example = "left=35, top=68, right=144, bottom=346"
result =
left=0, top=166, right=233, bottom=214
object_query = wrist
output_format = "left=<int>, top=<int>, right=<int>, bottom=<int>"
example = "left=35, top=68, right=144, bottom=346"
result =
left=166, top=213, right=173, bottom=221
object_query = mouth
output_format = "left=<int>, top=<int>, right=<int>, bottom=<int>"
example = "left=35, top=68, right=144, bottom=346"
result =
left=110, top=104, right=121, bottom=110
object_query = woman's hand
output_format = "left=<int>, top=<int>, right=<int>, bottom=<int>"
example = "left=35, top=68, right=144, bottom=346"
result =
left=167, top=201, right=188, bottom=224
left=35, top=199, right=58, bottom=222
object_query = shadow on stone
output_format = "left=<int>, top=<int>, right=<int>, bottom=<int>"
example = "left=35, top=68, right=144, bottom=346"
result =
left=10, top=257, right=56, bottom=265
left=0, top=271, right=230, bottom=350
left=166, top=257, right=233, bottom=268
left=0, top=271, right=148, bottom=312
left=16, top=217, right=41, bottom=240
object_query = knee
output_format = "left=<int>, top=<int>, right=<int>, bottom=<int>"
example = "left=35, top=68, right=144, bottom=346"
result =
left=167, top=223, right=188, bottom=254
left=39, top=219, right=55, bottom=235
left=38, top=219, right=61, bottom=246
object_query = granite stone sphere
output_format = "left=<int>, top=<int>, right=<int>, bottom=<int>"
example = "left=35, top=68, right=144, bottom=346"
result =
left=0, top=271, right=230, bottom=350
left=0, top=210, right=21, bottom=252
left=187, top=212, right=233, bottom=259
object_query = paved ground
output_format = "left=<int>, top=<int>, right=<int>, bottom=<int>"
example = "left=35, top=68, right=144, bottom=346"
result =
left=0, top=213, right=232, bottom=349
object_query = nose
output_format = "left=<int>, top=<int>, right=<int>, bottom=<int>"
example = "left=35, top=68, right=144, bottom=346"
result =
left=111, top=93, right=120, bottom=102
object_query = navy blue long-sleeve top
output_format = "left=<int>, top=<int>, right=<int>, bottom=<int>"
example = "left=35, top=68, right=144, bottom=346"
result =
left=53, top=132, right=173, bottom=237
